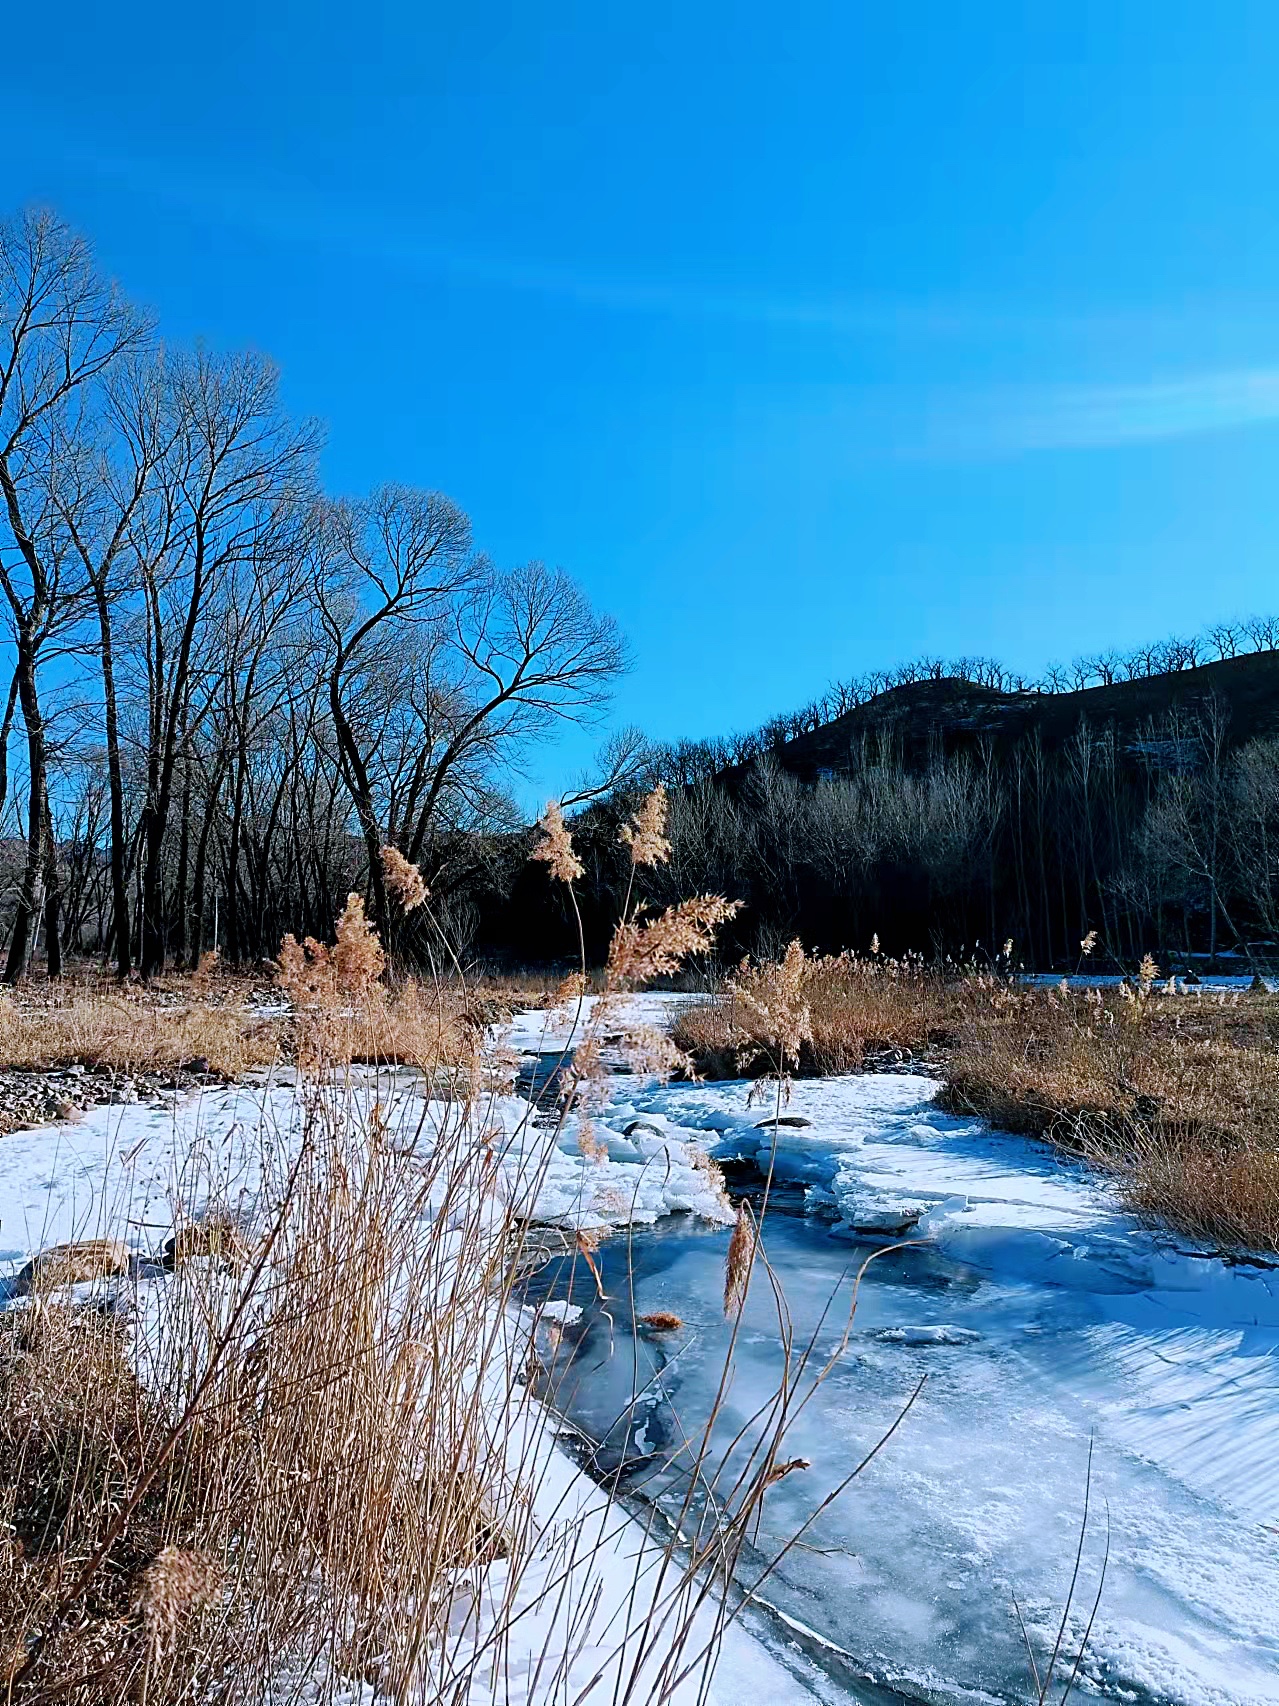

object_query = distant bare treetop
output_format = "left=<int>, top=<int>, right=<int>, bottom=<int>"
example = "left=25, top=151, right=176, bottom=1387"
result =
left=655, top=616, right=1279, bottom=783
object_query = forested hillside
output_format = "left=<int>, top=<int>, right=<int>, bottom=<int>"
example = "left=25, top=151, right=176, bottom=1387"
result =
left=486, top=639, right=1279, bottom=971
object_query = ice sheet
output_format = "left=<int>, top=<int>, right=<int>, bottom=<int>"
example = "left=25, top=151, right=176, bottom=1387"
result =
left=528, top=1067, right=1279, bottom=1704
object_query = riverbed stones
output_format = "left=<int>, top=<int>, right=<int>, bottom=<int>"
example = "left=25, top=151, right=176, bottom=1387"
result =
left=14, top=1238, right=132, bottom=1296
left=0, top=1062, right=224, bottom=1141
left=163, top=1217, right=249, bottom=1270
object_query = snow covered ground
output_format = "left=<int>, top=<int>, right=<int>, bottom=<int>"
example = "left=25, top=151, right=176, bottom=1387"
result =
left=533, top=1067, right=1279, bottom=1705
left=0, top=1051, right=822, bottom=1706
left=4, top=990, right=1278, bottom=1705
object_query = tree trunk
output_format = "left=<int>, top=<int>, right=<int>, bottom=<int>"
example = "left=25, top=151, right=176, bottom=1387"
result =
left=41, top=781, right=63, bottom=979
left=0, top=667, right=19, bottom=824
left=5, top=641, right=46, bottom=983
left=174, top=747, right=191, bottom=965
left=92, top=580, right=132, bottom=978
left=225, top=736, right=248, bottom=963
left=187, top=755, right=228, bottom=968
left=138, top=810, right=168, bottom=979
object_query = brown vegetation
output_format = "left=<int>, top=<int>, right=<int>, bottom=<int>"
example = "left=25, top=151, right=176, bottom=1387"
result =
left=0, top=1101, right=522, bottom=1704
left=0, top=981, right=282, bottom=1081
left=0, top=833, right=866, bottom=1706
left=675, top=947, right=1279, bottom=1255
left=638, top=1310, right=684, bottom=1333
left=940, top=976, right=1279, bottom=1253
left=0, top=949, right=553, bottom=1122
left=0, top=1304, right=209, bottom=1701
left=672, top=947, right=954, bottom=1077
left=13, top=1241, right=131, bottom=1297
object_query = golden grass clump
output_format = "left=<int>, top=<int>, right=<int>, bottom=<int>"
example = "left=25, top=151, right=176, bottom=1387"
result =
left=379, top=844, right=429, bottom=912
left=938, top=982, right=1279, bottom=1145
left=529, top=800, right=584, bottom=884
left=0, top=1067, right=528, bottom=1703
left=731, top=939, right=812, bottom=1077
left=1118, top=1131, right=1279, bottom=1254
left=0, top=1303, right=206, bottom=1702
left=190, top=949, right=220, bottom=992
left=276, top=893, right=385, bottom=1010
left=638, top=1310, right=684, bottom=1332
left=673, top=945, right=954, bottom=1079
left=618, top=785, right=671, bottom=868
left=274, top=932, right=339, bottom=1008
left=276, top=899, right=480, bottom=1075
left=363, top=975, right=475, bottom=1068
left=938, top=979, right=1279, bottom=1253
left=333, top=892, right=386, bottom=996
left=0, top=983, right=281, bottom=1085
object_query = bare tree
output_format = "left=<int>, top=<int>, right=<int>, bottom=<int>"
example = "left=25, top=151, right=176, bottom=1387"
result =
left=53, top=355, right=179, bottom=975
left=317, top=484, right=477, bottom=928
left=0, top=209, right=147, bottom=978
left=128, top=348, right=319, bottom=976
left=320, top=486, right=625, bottom=935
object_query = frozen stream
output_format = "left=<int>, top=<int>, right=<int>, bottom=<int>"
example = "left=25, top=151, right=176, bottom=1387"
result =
left=520, top=1065, right=1279, bottom=1706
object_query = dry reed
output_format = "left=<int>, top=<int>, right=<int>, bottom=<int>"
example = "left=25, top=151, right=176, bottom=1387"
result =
left=722, top=1202, right=757, bottom=1316
left=378, top=843, right=429, bottom=912
left=675, top=945, right=1279, bottom=1255
left=0, top=828, right=879, bottom=1705
left=0, top=985, right=281, bottom=1081
left=673, top=944, right=954, bottom=1077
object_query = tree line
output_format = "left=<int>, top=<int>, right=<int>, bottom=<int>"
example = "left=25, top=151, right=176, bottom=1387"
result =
left=482, top=687, right=1279, bottom=973
left=649, top=619, right=1279, bottom=785
left=0, top=208, right=625, bottom=980
left=6, top=206, right=1277, bottom=982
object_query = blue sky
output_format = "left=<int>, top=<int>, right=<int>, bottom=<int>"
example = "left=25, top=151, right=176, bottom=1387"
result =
left=8, top=3, right=1279, bottom=805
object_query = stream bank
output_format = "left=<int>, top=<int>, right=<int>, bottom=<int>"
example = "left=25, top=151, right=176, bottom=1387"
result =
left=511, top=1024, right=1279, bottom=1706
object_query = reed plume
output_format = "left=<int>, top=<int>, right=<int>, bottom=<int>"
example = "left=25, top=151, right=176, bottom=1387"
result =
left=530, top=801, right=584, bottom=884
left=607, top=896, right=739, bottom=986
left=133, top=1546, right=223, bottom=1661
left=379, top=844, right=429, bottom=912
left=723, top=1201, right=757, bottom=1316
left=619, top=785, right=671, bottom=868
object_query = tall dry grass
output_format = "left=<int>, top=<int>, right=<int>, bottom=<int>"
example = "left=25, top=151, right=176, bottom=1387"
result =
left=0, top=952, right=546, bottom=1110
left=675, top=944, right=1279, bottom=1255
left=672, top=945, right=955, bottom=1077
left=0, top=983, right=282, bottom=1080
left=940, top=975, right=1279, bottom=1253
left=2, top=832, right=899, bottom=1705
left=0, top=1077, right=526, bottom=1704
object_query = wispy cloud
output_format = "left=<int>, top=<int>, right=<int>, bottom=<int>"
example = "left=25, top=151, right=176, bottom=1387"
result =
left=910, top=369, right=1279, bottom=457
left=13, top=117, right=1185, bottom=343
left=741, top=367, right=1279, bottom=474
left=18, top=111, right=1279, bottom=455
